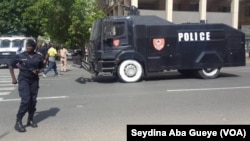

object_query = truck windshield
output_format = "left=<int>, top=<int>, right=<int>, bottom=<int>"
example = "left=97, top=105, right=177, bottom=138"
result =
left=0, top=39, right=24, bottom=48
left=90, top=20, right=101, bottom=41
left=12, top=39, right=24, bottom=48
left=0, top=40, right=11, bottom=48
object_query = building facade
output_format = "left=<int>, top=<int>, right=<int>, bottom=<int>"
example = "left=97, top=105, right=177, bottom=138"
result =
left=98, top=0, right=250, bottom=32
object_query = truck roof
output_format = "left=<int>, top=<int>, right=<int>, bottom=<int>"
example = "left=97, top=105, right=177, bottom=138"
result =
left=0, top=36, right=34, bottom=40
left=103, top=15, right=244, bottom=36
left=130, top=15, right=174, bottom=26
left=107, top=15, right=174, bottom=26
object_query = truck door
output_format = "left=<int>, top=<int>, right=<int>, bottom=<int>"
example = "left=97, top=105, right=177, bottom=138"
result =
left=225, top=35, right=245, bottom=66
left=146, top=27, right=178, bottom=72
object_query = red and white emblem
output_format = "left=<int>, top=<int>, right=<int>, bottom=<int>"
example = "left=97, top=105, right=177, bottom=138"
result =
left=113, top=39, right=120, bottom=47
left=153, top=38, right=165, bottom=51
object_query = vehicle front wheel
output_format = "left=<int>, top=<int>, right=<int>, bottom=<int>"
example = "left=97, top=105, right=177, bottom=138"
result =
left=118, top=60, right=143, bottom=83
left=196, top=68, right=221, bottom=79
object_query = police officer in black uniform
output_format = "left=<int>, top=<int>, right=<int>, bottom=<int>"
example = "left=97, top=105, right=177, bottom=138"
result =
left=9, top=39, right=44, bottom=132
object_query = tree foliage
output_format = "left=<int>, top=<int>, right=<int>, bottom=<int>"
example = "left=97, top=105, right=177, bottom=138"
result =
left=69, top=0, right=105, bottom=48
left=0, top=0, right=37, bottom=36
left=0, top=0, right=105, bottom=48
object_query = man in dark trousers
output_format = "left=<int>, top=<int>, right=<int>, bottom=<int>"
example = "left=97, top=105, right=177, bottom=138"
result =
left=9, top=39, right=44, bottom=132
left=38, top=42, right=49, bottom=67
left=39, top=42, right=48, bottom=58
left=42, top=43, right=60, bottom=77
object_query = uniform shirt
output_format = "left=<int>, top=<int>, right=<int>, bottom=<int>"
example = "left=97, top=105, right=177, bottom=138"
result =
left=10, top=52, right=43, bottom=80
left=47, top=47, right=57, bottom=57
left=60, top=48, right=68, bottom=58
left=39, top=45, right=48, bottom=58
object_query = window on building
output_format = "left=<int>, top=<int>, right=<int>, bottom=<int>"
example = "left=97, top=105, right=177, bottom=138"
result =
left=248, top=6, right=250, bottom=16
left=139, top=3, right=157, bottom=10
left=189, top=3, right=199, bottom=11
left=173, top=4, right=182, bottom=11
left=138, top=0, right=164, bottom=10
left=219, top=6, right=231, bottom=12
left=173, top=0, right=199, bottom=12
left=207, top=0, right=231, bottom=13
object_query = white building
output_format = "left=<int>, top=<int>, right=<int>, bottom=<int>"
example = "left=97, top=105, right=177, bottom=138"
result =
left=99, top=0, right=250, bottom=31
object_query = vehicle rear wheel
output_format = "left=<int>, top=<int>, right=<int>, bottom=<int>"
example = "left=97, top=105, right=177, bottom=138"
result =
left=118, top=60, right=143, bottom=83
left=196, top=68, right=221, bottom=79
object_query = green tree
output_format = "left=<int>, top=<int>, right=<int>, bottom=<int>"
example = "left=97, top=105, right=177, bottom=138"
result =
left=22, top=0, right=48, bottom=37
left=23, top=0, right=74, bottom=43
left=0, top=0, right=37, bottom=36
left=45, top=0, right=74, bottom=44
left=0, top=0, right=105, bottom=48
left=69, top=0, right=105, bottom=48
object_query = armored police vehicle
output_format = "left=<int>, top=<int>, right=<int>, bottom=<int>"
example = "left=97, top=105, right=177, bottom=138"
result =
left=81, top=7, right=245, bottom=83
left=0, top=36, right=34, bottom=66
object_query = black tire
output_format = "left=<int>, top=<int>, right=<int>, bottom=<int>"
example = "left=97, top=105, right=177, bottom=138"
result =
left=196, top=68, right=221, bottom=79
left=118, top=60, right=143, bottom=83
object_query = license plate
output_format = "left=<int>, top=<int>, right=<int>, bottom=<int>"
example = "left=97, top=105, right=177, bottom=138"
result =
left=2, top=52, right=10, bottom=55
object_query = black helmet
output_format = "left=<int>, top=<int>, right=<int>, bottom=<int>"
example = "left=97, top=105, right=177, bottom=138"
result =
left=26, top=39, right=37, bottom=48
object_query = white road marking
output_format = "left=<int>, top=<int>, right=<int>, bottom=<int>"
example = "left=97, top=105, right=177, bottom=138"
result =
left=240, top=70, right=250, bottom=73
left=0, top=84, right=16, bottom=87
left=0, top=87, right=15, bottom=91
left=0, top=76, right=11, bottom=78
left=0, top=81, right=12, bottom=83
left=37, top=96, right=69, bottom=100
left=0, top=96, right=69, bottom=102
left=0, top=92, right=10, bottom=96
left=167, top=86, right=250, bottom=92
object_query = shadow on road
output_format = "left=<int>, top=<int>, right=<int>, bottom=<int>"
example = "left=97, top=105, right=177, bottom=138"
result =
left=75, top=74, right=117, bottom=84
left=34, top=107, right=60, bottom=124
left=144, top=72, right=240, bottom=81
left=0, top=131, right=10, bottom=140
left=75, top=71, right=240, bottom=84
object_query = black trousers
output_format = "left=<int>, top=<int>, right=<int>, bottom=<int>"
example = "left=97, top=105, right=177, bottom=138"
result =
left=16, top=78, right=39, bottom=121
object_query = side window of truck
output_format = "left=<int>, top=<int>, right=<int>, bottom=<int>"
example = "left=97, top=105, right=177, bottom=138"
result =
left=112, top=22, right=125, bottom=36
left=112, top=21, right=128, bottom=46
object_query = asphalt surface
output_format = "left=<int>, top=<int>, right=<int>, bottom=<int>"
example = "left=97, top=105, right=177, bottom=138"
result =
left=1, top=58, right=250, bottom=141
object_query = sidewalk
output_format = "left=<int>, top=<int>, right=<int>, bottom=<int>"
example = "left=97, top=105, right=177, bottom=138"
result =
left=245, top=53, right=250, bottom=64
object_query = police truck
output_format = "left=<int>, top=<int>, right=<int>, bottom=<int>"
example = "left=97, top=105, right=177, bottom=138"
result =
left=0, top=36, right=35, bottom=66
left=81, top=6, right=246, bottom=83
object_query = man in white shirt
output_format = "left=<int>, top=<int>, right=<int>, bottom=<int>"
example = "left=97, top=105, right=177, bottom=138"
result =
left=59, top=44, right=69, bottom=72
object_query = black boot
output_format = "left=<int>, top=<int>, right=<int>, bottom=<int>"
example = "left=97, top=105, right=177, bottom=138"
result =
left=15, top=120, right=26, bottom=132
left=27, top=119, right=38, bottom=128
left=27, top=114, right=38, bottom=128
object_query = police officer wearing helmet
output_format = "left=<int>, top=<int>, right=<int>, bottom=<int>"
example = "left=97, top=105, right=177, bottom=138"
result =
left=9, top=39, right=44, bottom=132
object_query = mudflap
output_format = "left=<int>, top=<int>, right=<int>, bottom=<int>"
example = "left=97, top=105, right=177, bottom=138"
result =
left=81, top=60, right=97, bottom=75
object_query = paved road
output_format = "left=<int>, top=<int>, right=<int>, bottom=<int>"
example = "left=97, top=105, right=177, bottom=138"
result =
left=0, top=59, right=250, bottom=141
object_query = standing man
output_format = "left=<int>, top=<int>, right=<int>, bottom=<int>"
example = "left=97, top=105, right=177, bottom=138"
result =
left=42, top=43, right=60, bottom=77
left=9, top=39, right=44, bottom=132
left=59, top=44, right=68, bottom=72
left=38, top=42, right=48, bottom=59
left=38, top=42, right=49, bottom=68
